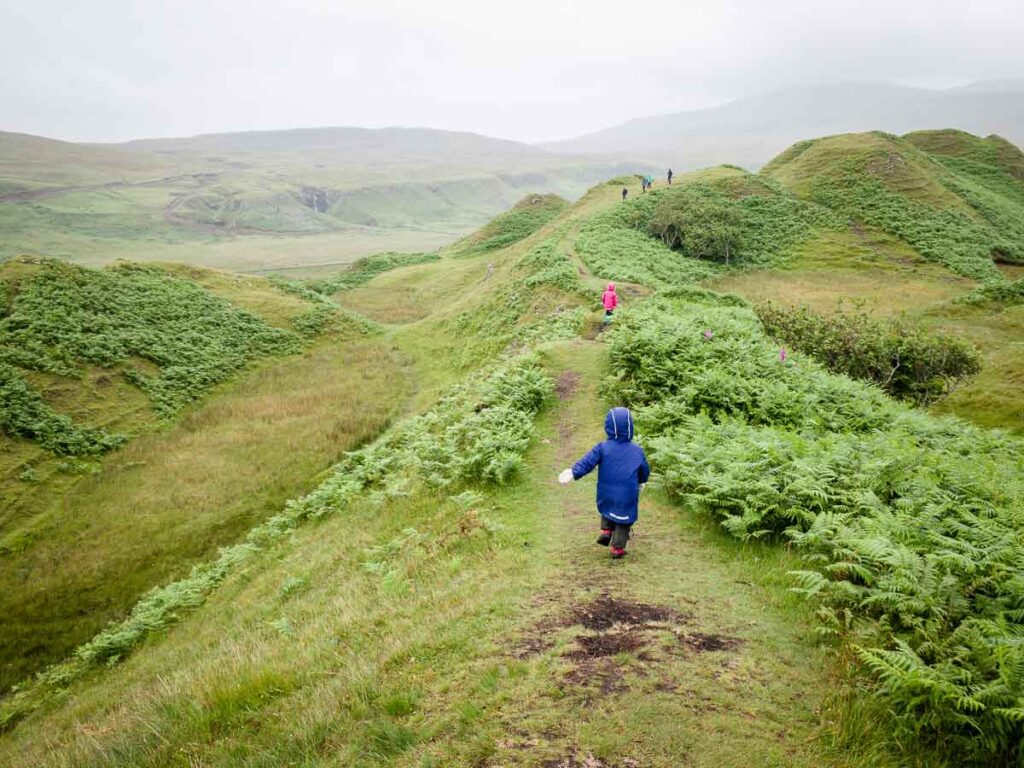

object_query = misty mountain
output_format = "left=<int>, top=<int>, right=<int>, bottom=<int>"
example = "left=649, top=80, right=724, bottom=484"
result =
left=118, top=126, right=554, bottom=166
left=542, top=81, right=1024, bottom=170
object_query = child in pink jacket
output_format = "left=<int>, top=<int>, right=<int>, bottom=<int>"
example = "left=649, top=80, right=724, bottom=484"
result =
left=602, top=282, right=618, bottom=319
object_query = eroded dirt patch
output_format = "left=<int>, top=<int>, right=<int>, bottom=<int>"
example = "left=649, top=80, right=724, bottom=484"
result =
left=543, top=754, right=641, bottom=768
left=555, top=371, right=581, bottom=400
left=566, top=631, right=649, bottom=660
left=680, top=632, right=742, bottom=653
left=514, top=593, right=688, bottom=660
left=567, top=596, right=684, bottom=632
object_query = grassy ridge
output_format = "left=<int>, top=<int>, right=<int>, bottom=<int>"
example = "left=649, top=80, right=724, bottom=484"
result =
left=763, top=131, right=1024, bottom=280
left=453, top=194, right=569, bottom=256
left=575, top=169, right=844, bottom=288
left=0, top=256, right=411, bottom=691
left=0, top=319, right=556, bottom=733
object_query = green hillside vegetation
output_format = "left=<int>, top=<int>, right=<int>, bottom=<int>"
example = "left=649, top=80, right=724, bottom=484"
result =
left=0, top=256, right=423, bottom=690
left=2, top=131, right=1024, bottom=767
left=453, top=194, right=570, bottom=255
left=755, top=303, right=982, bottom=403
left=762, top=131, right=1024, bottom=280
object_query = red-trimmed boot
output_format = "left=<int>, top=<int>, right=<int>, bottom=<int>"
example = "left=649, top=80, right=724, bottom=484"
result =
left=596, top=528, right=613, bottom=546
left=610, top=546, right=627, bottom=559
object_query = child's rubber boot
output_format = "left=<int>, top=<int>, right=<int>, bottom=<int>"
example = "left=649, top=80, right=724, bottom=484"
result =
left=610, top=546, right=627, bottom=559
left=596, top=528, right=613, bottom=546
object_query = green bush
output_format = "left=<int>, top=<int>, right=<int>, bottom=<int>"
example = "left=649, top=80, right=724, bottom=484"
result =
left=575, top=203, right=719, bottom=288
left=648, top=187, right=743, bottom=264
left=957, top=278, right=1024, bottom=306
left=755, top=303, right=981, bottom=404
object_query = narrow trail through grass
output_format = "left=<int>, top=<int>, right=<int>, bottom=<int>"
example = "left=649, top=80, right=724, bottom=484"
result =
left=408, top=340, right=849, bottom=767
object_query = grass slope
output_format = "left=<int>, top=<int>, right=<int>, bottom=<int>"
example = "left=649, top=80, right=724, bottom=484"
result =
left=0, top=259, right=410, bottom=690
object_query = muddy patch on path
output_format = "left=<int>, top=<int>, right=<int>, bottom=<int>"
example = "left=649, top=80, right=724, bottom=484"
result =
left=514, top=593, right=687, bottom=659
left=543, top=753, right=642, bottom=768
left=681, top=631, right=742, bottom=653
left=555, top=371, right=582, bottom=400
left=566, top=631, right=649, bottom=660
left=568, top=596, right=682, bottom=632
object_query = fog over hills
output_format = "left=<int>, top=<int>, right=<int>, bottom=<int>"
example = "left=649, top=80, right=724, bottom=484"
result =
left=543, top=81, right=1024, bottom=170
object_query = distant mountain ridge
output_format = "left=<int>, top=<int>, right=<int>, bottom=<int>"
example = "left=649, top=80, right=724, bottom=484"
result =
left=542, top=81, right=1024, bottom=170
left=118, top=126, right=547, bottom=161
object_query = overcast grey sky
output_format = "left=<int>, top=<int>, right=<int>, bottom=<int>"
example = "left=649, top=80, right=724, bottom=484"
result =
left=1, top=0, right=1022, bottom=144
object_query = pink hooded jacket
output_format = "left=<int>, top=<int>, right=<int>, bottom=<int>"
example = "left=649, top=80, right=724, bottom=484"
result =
left=602, top=282, right=619, bottom=311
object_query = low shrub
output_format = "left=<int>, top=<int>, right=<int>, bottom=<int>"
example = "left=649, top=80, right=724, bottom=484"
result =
left=956, top=278, right=1024, bottom=306
left=648, top=187, right=743, bottom=264
left=755, top=303, right=981, bottom=404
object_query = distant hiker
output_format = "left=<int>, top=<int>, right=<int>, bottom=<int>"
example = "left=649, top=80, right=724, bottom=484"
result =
left=667, top=168, right=673, bottom=185
left=622, top=187, right=628, bottom=201
left=601, top=281, right=618, bottom=321
left=558, top=407, right=651, bottom=559
left=485, top=262, right=495, bottom=281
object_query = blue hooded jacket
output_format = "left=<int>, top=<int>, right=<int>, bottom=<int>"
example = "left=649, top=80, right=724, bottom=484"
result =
left=572, top=407, right=651, bottom=525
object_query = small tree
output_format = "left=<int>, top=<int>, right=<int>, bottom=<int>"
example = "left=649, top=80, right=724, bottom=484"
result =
left=648, top=189, right=743, bottom=265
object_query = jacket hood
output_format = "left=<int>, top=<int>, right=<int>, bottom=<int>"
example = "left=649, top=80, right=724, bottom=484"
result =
left=604, top=407, right=633, bottom=442
left=606, top=282, right=616, bottom=291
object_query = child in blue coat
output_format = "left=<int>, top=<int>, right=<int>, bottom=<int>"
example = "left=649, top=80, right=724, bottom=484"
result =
left=559, top=407, right=650, bottom=559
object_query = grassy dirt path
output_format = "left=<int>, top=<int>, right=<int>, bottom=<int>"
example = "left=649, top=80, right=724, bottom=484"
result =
left=409, top=339, right=850, bottom=767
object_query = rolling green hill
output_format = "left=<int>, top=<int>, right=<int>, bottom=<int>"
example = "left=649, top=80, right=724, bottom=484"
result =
left=761, top=130, right=1024, bottom=279
left=2, top=130, right=1024, bottom=767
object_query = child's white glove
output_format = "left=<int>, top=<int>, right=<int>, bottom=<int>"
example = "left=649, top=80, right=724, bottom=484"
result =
left=640, top=483, right=647, bottom=493
left=558, top=468, right=574, bottom=485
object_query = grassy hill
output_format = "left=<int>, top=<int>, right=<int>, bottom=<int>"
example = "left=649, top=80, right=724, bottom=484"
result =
left=0, top=128, right=642, bottom=272
left=2, top=130, right=1024, bottom=766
